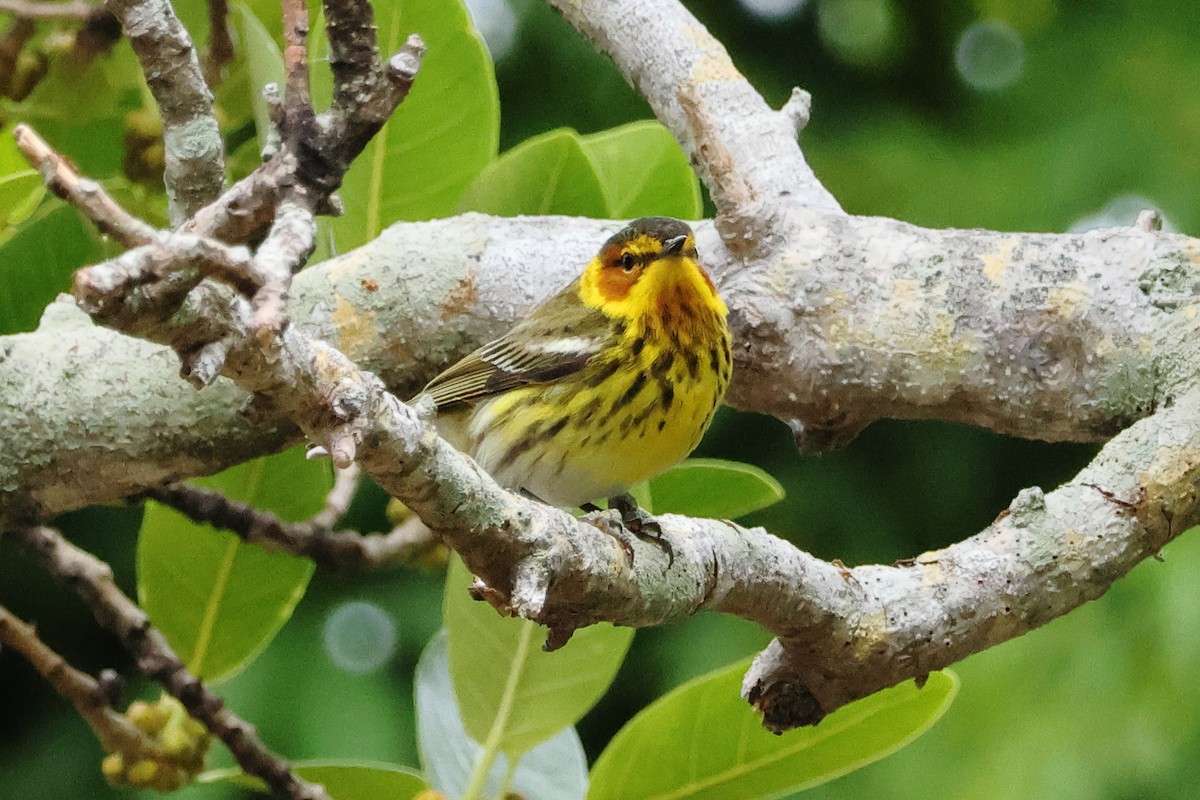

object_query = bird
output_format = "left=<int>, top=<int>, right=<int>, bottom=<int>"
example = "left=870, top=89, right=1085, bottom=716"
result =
left=416, top=216, right=732, bottom=546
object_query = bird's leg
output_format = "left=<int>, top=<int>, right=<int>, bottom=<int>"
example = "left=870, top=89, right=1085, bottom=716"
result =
left=607, top=493, right=673, bottom=565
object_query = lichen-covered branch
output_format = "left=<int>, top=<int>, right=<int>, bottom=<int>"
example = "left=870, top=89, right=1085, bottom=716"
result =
left=10, top=526, right=333, bottom=800
left=545, top=0, right=842, bottom=247
left=63, top=205, right=1200, bottom=729
left=2, top=211, right=1196, bottom=523
left=103, top=0, right=225, bottom=224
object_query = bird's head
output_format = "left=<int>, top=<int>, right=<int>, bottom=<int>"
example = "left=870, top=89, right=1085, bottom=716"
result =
left=579, top=217, right=726, bottom=330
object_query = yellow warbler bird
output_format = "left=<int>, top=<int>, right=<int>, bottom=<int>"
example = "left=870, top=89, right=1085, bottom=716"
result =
left=419, top=217, right=731, bottom=537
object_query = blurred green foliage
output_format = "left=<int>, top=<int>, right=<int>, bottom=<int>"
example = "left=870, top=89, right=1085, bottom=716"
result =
left=1, top=0, right=1199, bottom=798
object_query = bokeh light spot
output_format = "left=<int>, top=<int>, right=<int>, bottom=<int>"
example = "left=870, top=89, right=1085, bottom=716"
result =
left=464, top=0, right=519, bottom=62
left=817, top=0, right=900, bottom=69
left=737, top=0, right=808, bottom=23
left=323, top=601, right=397, bottom=674
left=954, top=19, right=1026, bottom=91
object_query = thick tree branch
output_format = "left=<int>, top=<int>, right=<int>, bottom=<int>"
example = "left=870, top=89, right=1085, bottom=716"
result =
left=2, top=212, right=1195, bottom=522
left=103, top=0, right=225, bottom=225
left=10, top=526, right=333, bottom=800
left=546, top=0, right=842, bottom=249
left=63, top=205, right=1200, bottom=730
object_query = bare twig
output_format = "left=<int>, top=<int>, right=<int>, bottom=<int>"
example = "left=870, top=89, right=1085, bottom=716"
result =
left=311, top=462, right=361, bottom=529
left=0, top=17, right=34, bottom=95
left=279, top=0, right=313, bottom=130
left=142, top=466, right=436, bottom=570
left=13, top=124, right=157, bottom=247
left=11, top=526, right=333, bottom=800
left=0, top=0, right=95, bottom=19
left=103, top=0, right=224, bottom=224
left=0, top=604, right=160, bottom=759
left=201, top=0, right=233, bottom=88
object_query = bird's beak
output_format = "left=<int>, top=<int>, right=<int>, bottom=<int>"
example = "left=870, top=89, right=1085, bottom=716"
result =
left=663, top=234, right=688, bottom=255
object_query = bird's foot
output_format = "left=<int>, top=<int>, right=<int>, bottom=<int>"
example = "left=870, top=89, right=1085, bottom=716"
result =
left=607, top=493, right=673, bottom=566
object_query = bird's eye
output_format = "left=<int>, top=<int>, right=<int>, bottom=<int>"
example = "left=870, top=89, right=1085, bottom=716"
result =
left=620, top=253, right=636, bottom=272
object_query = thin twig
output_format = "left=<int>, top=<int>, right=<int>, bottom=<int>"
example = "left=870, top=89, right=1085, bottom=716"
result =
left=0, top=17, right=33, bottom=96
left=311, top=462, right=361, bottom=529
left=104, top=0, right=224, bottom=225
left=13, top=124, right=157, bottom=247
left=0, top=0, right=95, bottom=18
left=142, top=473, right=435, bottom=571
left=11, top=526, right=333, bottom=800
left=0, top=604, right=160, bottom=759
left=201, top=0, right=233, bottom=88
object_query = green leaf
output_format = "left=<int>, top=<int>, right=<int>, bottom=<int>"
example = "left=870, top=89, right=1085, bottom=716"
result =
left=0, top=171, right=46, bottom=228
left=319, top=0, right=499, bottom=257
left=588, top=662, right=958, bottom=800
left=0, top=203, right=103, bottom=334
left=580, top=121, right=702, bottom=219
left=138, top=447, right=329, bottom=682
left=416, top=629, right=588, bottom=799
left=457, top=128, right=608, bottom=218
left=444, top=554, right=633, bottom=757
left=233, top=2, right=286, bottom=149
left=201, top=760, right=428, bottom=799
left=649, top=458, right=785, bottom=520
left=10, top=41, right=144, bottom=178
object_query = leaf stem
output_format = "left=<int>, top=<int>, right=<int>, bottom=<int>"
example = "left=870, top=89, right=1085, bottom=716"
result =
left=496, top=755, right=520, bottom=799
left=460, top=620, right=536, bottom=800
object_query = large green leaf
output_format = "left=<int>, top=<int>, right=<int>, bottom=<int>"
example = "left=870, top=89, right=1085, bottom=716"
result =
left=588, top=662, right=958, bottom=800
left=457, top=128, right=608, bottom=218
left=0, top=203, right=103, bottom=334
left=416, top=629, right=588, bottom=799
left=319, top=0, right=498, bottom=257
left=580, top=121, right=702, bottom=219
left=648, top=458, right=785, bottom=520
left=138, top=447, right=329, bottom=682
left=201, top=760, right=428, bottom=799
left=444, top=554, right=633, bottom=758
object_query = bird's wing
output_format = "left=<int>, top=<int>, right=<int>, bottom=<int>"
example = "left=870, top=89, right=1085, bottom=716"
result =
left=420, top=282, right=611, bottom=409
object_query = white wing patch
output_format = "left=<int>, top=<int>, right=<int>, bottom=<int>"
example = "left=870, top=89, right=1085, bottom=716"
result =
left=530, top=336, right=603, bottom=355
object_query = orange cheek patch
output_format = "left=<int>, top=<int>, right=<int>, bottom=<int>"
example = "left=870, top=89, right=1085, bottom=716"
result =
left=597, top=268, right=635, bottom=301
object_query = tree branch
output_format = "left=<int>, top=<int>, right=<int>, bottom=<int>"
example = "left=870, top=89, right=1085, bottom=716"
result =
left=10, top=526, right=333, bottom=800
left=0, top=0, right=95, bottom=19
left=0, top=603, right=160, bottom=758
left=545, top=0, right=842, bottom=249
left=103, top=0, right=225, bottom=225
left=139, top=465, right=427, bottom=570
left=201, top=0, right=233, bottom=88
left=13, top=124, right=157, bottom=247
left=60, top=185, right=1200, bottom=730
